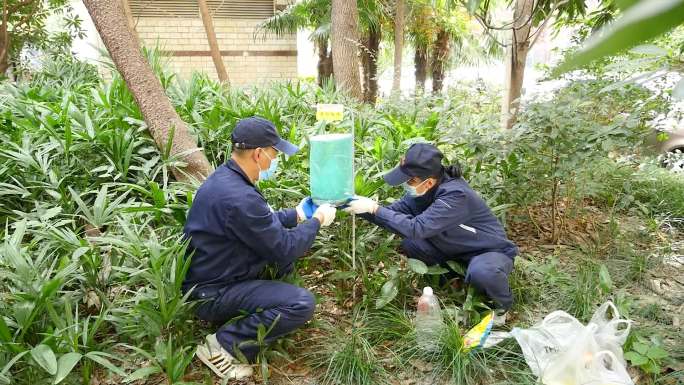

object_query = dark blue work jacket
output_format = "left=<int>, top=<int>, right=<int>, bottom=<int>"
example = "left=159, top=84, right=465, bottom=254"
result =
left=182, top=159, right=320, bottom=293
left=363, top=176, right=518, bottom=260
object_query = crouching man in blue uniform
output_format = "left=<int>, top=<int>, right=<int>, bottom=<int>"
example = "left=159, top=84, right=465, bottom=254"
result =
left=345, top=143, right=518, bottom=324
left=182, top=117, right=337, bottom=380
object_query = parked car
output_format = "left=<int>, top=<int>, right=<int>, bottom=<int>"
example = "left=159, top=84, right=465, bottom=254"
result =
left=646, top=126, right=684, bottom=171
left=654, top=126, right=684, bottom=153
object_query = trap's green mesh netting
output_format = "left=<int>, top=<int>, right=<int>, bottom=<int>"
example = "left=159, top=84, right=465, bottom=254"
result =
left=309, top=133, right=354, bottom=205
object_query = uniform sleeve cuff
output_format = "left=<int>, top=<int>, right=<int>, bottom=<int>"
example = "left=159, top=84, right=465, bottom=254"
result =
left=374, top=206, right=389, bottom=220
left=310, top=215, right=323, bottom=227
left=284, top=208, right=299, bottom=227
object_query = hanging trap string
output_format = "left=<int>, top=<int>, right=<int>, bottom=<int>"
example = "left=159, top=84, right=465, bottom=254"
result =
left=352, top=212, right=356, bottom=270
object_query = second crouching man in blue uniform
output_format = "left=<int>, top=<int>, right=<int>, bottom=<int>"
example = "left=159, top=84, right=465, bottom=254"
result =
left=345, top=143, right=518, bottom=325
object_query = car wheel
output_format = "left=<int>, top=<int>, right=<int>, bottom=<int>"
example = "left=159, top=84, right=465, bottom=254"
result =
left=663, top=148, right=684, bottom=173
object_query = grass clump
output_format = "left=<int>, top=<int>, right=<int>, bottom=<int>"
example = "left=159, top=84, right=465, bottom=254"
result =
left=305, top=316, right=387, bottom=385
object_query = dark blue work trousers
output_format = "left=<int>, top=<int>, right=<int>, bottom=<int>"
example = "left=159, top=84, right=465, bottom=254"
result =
left=194, top=279, right=315, bottom=362
left=401, top=239, right=514, bottom=310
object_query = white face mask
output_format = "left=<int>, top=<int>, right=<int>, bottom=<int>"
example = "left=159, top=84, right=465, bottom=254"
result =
left=402, top=179, right=429, bottom=197
left=256, top=149, right=278, bottom=181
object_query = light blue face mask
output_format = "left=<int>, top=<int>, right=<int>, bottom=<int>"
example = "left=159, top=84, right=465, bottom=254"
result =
left=257, top=149, right=279, bottom=181
left=403, top=179, right=428, bottom=197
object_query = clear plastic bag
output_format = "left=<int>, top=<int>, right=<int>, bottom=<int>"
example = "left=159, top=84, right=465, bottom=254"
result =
left=589, top=302, right=631, bottom=363
left=510, top=310, right=585, bottom=376
left=510, top=302, right=634, bottom=385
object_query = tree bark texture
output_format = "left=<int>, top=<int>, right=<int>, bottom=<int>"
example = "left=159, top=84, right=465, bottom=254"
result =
left=316, top=39, right=333, bottom=87
left=83, top=0, right=213, bottom=182
left=361, top=28, right=380, bottom=103
left=414, top=42, right=428, bottom=92
left=431, top=27, right=449, bottom=93
left=198, top=0, right=229, bottom=83
left=1, top=0, right=11, bottom=75
left=502, top=0, right=534, bottom=129
left=120, top=0, right=138, bottom=42
left=331, top=0, right=363, bottom=101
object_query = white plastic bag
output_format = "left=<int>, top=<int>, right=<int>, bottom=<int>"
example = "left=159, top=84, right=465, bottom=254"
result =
left=510, top=301, right=634, bottom=385
left=590, top=302, right=631, bottom=363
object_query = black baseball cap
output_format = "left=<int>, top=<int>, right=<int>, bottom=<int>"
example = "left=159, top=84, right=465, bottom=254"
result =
left=231, top=116, right=299, bottom=156
left=383, top=143, right=444, bottom=186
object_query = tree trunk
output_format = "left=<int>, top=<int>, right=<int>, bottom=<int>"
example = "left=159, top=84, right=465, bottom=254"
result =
left=0, top=42, right=8, bottom=76
left=0, top=55, right=7, bottom=75
left=361, top=28, right=380, bottom=103
left=198, top=0, right=229, bottom=83
left=316, top=39, right=333, bottom=87
left=502, top=0, right=534, bottom=129
left=391, top=0, right=405, bottom=94
left=331, top=0, right=363, bottom=101
left=0, top=0, right=9, bottom=76
left=120, top=0, right=138, bottom=42
left=431, top=28, right=449, bottom=93
left=83, top=0, right=213, bottom=182
left=414, top=43, right=428, bottom=93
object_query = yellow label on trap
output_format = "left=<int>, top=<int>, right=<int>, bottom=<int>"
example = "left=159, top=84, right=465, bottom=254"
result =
left=316, top=104, right=344, bottom=122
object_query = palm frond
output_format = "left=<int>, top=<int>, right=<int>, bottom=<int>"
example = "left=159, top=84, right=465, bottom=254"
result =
left=257, top=1, right=316, bottom=38
left=310, top=22, right=332, bottom=43
left=358, top=0, right=391, bottom=34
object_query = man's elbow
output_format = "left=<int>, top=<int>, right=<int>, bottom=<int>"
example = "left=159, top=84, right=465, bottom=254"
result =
left=280, top=239, right=309, bottom=261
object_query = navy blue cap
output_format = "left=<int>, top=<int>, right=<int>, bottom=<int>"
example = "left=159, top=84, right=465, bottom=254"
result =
left=231, top=116, right=299, bottom=156
left=383, top=143, right=444, bottom=186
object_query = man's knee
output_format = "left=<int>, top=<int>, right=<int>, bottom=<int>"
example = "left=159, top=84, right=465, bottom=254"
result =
left=466, top=253, right=514, bottom=309
left=466, top=258, right=510, bottom=288
left=466, top=254, right=513, bottom=290
left=288, top=287, right=316, bottom=324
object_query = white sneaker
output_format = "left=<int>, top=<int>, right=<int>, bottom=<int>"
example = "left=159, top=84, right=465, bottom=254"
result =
left=492, top=310, right=508, bottom=327
left=196, top=334, right=253, bottom=379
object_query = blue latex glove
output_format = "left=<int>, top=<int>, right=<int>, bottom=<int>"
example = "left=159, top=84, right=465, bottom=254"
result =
left=296, top=197, right=319, bottom=221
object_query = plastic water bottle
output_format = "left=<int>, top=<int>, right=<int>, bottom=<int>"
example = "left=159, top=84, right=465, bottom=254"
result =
left=415, top=286, right=444, bottom=352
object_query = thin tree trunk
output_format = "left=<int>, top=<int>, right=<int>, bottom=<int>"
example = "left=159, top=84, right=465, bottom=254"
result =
left=0, top=42, right=8, bottom=75
left=362, top=28, right=380, bottom=103
left=414, top=43, right=428, bottom=92
left=198, top=0, right=229, bottom=83
left=431, top=28, right=449, bottom=93
left=0, top=57, right=7, bottom=75
left=551, top=177, right=558, bottom=243
left=83, top=0, right=213, bottom=182
left=331, top=0, right=363, bottom=101
left=0, top=0, right=9, bottom=76
left=392, top=0, right=404, bottom=94
left=316, top=39, right=333, bottom=87
left=120, top=0, right=138, bottom=42
left=502, top=0, right=534, bottom=129
left=550, top=151, right=559, bottom=243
